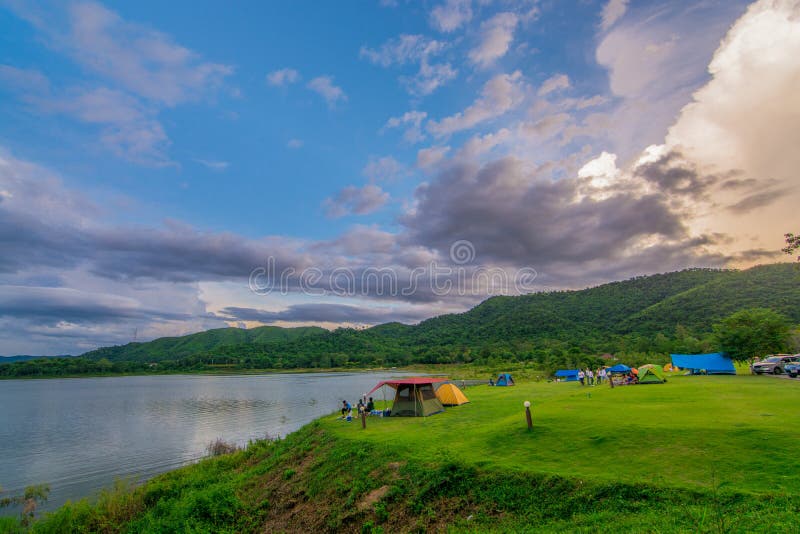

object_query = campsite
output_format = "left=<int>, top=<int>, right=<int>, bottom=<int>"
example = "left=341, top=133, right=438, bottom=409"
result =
left=28, top=369, right=800, bottom=532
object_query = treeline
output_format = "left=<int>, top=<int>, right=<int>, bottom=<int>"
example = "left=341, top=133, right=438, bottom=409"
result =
left=4, top=263, right=798, bottom=379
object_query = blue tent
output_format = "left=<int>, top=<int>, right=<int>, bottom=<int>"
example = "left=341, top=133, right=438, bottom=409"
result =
left=670, top=353, right=736, bottom=375
left=606, top=364, right=632, bottom=373
left=495, top=373, right=515, bottom=386
left=554, top=369, right=579, bottom=382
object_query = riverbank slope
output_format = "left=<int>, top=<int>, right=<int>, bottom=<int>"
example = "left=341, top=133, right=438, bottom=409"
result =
left=9, top=374, right=800, bottom=533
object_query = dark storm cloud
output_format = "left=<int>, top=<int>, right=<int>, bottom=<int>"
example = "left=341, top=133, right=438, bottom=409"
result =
left=726, top=188, right=788, bottom=214
left=0, top=286, right=191, bottom=325
left=218, top=303, right=429, bottom=325
left=402, top=156, right=692, bottom=266
left=634, top=150, right=726, bottom=196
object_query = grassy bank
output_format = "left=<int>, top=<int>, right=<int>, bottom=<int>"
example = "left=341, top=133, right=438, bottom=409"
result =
left=5, top=374, right=799, bottom=533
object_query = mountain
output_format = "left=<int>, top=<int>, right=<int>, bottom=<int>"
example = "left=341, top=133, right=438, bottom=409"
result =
left=81, top=325, right=327, bottom=363
left=31, top=262, right=800, bottom=371
left=0, top=354, right=73, bottom=365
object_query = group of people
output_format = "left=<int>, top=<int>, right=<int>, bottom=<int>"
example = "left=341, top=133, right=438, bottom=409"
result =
left=339, top=397, right=376, bottom=421
left=577, top=367, right=607, bottom=386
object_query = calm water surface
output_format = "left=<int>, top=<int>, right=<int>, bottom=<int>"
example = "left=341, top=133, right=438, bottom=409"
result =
left=0, top=372, right=407, bottom=512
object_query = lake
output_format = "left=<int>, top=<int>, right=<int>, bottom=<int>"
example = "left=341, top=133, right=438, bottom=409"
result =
left=0, top=372, right=408, bottom=513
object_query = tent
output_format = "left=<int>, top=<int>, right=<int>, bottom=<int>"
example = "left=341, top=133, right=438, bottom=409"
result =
left=554, top=369, right=579, bottom=382
left=606, top=364, right=632, bottom=374
left=670, top=353, right=736, bottom=375
left=637, top=366, right=666, bottom=384
left=367, top=378, right=446, bottom=416
left=495, top=373, right=515, bottom=386
left=436, top=383, right=470, bottom=406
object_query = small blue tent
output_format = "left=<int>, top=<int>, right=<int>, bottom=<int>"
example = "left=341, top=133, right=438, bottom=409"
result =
left=670, top=353, right=736, bottom=375
left=554, top=369, right=579, bottom=382
left=606, top=364, right=632, bottom=373
left=495, top=373, right=515, bottom=386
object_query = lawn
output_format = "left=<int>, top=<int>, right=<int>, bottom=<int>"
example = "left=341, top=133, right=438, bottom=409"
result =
left=325, top=374, right=800, bottom=495
left=16, top=373, right=800, bottom=533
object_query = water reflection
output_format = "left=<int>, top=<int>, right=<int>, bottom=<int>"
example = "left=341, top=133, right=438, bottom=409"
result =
left=0, top=371, right=409, bottom=512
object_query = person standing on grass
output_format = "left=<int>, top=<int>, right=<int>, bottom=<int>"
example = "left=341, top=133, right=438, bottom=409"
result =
left=587, top=368, right=594, bottom=386
left=578, top=369, right=585, bottom=385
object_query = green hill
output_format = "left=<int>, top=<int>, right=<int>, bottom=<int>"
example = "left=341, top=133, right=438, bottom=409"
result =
left=82, top=325, right=327, bottom=363
left=6, top=263, right=797, bottom=378
left=194, top=263, right=800, bottom=369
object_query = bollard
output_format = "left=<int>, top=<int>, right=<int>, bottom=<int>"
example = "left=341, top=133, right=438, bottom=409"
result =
left=361, top=410, right=366, bottom=429
left=524, top=401, right=532, bottom=431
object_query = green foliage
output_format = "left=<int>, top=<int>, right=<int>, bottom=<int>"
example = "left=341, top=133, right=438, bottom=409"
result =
left=713, top=308, right=792, bottom=361
left=4, top=264, right=799, bottom=378
left=0, top=483, right=50, bottom=527
left=783, top=232, right=800, bottom=261
left=25, top=376, right=800, bottom=533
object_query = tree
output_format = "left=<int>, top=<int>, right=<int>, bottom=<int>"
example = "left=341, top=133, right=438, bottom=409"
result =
left=712, top=308, right=792, bottom=362
left=784, top=232, right=800, bottom=261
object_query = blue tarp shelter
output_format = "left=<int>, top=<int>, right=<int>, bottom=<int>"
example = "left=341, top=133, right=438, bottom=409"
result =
left=554, top=369, right=579, bottom=382
left=606, top=364, right=632, bottom=373
left=670, top=353, right=736, bottom=375
left=495, top=373, right=515, bottom=386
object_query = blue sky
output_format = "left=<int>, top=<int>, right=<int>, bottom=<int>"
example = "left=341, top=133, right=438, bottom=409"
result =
left=1, top=0, right=798, bottom=355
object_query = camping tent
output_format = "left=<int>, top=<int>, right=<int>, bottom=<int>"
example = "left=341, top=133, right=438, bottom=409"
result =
left=606, top=364, right=632, bottom=374
left=554, top=369, right=579, bottom=382
left=495, top=373, right=515, bottom=386
left=436, top=383, right=470, bottom=406
left=637, top=366, right=666, bottom=384
left=670, top=353, right=736, bottom=375
left=367, top=378, right=446, bottom=416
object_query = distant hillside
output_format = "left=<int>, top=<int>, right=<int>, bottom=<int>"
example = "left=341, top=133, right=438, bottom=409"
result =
left=194, top=263, right=800, bottom=368
left=0, top=354, right=72, bottom=364
left=70, top=263, right=800, bottom=370
left=82, top=325, right=327, bottom=363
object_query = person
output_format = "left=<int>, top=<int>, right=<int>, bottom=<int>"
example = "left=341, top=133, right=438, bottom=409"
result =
left=598, top=368, right=606, bottom=384
left=366, top=397, right=375, bottom=413
left=357, top=399, right=365, bottom=414
left=587, top=368, right=594, bottom=386
left=578, top=369, right=585, bottom=385
left=341, top=400, right=351, bottom=417
left=489, top=377, right=494, bottom=386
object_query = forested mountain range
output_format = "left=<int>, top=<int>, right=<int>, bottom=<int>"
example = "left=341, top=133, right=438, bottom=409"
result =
left=3, top=263, right=797, bottom=377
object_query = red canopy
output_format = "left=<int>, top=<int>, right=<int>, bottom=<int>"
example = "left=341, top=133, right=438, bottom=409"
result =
left=367, top=377, right=446, bottom=395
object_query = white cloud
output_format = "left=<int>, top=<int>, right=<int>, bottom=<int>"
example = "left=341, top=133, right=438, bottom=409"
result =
left=664, top=0, right=800, bottom=255
left=430, top=0, right=473, bottom=32
left=195, top=159, right=229, bottom=171
left=384, top=110, right=428, bottom=143
left=363, top=156, right=406, bottom=183
left=600, top=0, right=630, bottom=31
left=469, top=12, right=519, bottom=68
left=428, top=71, right=524, bottom=137
left=360, top=34, right=456, bottom=96
left=537, top=73, right=570, bottom=97
left=266, top=68, right=300, bottom=86
left=360, top=34, right=447, bottom=67
left=287, top=139, right=304, bottom=149
left=307, top=76, right=347, bottom=107
left=456, top=128, right=512, bottom=159
left=593, top=1, right=748, bottom=159
left=54, top=1, right=231, bottom=105
left=416, top=146, right=451, bottom=169
left=324, top=184, right=389, bottom=217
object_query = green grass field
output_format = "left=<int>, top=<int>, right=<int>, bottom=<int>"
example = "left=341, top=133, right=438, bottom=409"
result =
left=10, top=373, right=800, bottom=533
left=326, top=374, right=800, bottom=495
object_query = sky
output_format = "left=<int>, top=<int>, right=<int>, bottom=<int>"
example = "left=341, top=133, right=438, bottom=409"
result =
left=0, top=0, right=798, bottom=355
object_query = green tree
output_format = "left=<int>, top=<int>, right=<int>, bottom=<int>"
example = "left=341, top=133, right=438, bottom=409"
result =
left=784, top=232, right=800, bottom=261
left=713, top=308, right=792, bottom=361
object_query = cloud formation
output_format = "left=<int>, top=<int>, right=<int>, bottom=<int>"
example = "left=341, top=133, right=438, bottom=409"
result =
left=469, top=12, right=519, bottom=68
left=428, top=71, right=524, bottom=136
left=307, top=76, right=347, bottom=107
left=324, top=184, right=390, bottom=218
